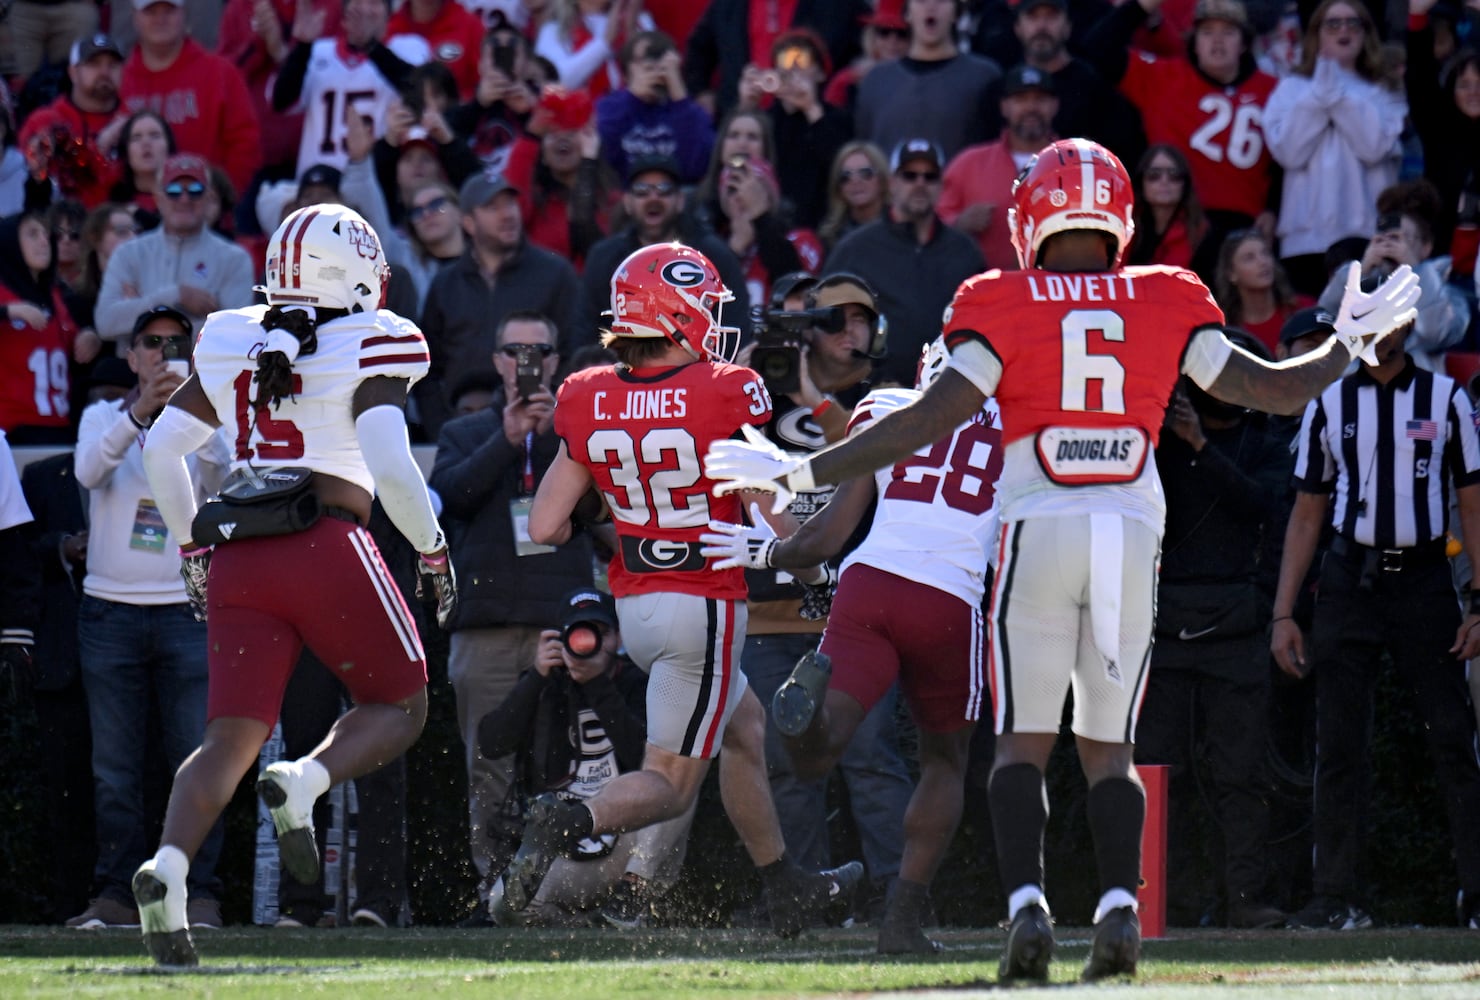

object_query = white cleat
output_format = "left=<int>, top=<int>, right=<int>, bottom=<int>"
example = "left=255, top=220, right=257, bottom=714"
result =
left=132, top=860, right=197, bottom=967
left=257, top=761, right=321, bottom=884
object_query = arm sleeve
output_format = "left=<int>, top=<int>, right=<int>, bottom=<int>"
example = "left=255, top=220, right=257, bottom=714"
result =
left=366, top=41, right=416, bottom=93
left=355, top=403, right=445, bottom=554
left=271, top=41, right=312, bottom=112
left=140, top=406, right=219, bottom=543
left=945, top=338, right=1002, bottom=398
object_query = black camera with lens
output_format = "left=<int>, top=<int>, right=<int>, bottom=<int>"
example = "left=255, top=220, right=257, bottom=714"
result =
left=749, top=305, right=845, bottom=396
left=561, top=620, right=604, bottom=659
left=510, top=343, right=545, bottom=401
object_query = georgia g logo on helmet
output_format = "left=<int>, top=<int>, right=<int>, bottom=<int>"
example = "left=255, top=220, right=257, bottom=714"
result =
left=660, top=258, right=707, bottom=288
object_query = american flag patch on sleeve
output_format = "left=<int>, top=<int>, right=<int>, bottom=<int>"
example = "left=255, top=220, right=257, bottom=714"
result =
left=1407, top=419, right=1438, bottom=440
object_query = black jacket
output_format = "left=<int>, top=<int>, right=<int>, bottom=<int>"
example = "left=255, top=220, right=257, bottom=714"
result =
left=428, top=392, right=594, bottom=631
left=416, top=241, right=582, bottom=439
left=478, top=656, right=647, bottom=795
left=824, top=215, right=986, bottom=386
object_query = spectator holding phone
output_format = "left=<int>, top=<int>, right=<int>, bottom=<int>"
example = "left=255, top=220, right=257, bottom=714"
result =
left=449, top=26, right=538, bottom=177
left=429, top=312, right=596, bottom=918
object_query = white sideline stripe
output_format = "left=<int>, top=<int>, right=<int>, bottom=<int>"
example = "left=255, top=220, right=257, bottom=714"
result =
left=348, top=529, right=420, bottom=661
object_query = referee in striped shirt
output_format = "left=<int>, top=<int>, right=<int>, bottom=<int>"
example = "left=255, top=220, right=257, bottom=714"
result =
left=1270, top=315, right=1480, bottom=931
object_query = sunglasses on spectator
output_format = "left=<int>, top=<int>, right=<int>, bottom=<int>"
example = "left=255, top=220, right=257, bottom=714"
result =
left=898, top=169, right=940, bottom=183
left=55, top=229, right=81, bottom=242
left=1144, top=167, right=1184, bottom=182
left=629, top=180, right=677, bottom=197
left=840, top=166, right=877, bottom=182
left=135, top=334, right=192, bottom=351
left=876, top=27, right=909, bottom=39
left=408, top=196, right=451, bottom=222
left=163, top=181, right=207, bottom=200
left=1321, top=16, right=1364, bottom=32
left=498, top=343, right=555, bottom=358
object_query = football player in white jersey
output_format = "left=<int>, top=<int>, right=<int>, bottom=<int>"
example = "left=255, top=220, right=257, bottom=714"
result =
left=701, top=338, right=1004, bottom=955
left=129, top=205, right=455, bottom=967
left=272, top=0, right=433, bottom=178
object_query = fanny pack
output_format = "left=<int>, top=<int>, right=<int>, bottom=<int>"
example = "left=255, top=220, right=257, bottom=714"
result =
left=192, top=466, right=322, bottom=546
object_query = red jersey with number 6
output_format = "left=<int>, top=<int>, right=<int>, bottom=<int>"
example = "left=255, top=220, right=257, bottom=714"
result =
left=556, top=361, right=772, bottom=600
left=192, top=306, right=431, bottom=494
left=943, top=265, right=1224, bottom=448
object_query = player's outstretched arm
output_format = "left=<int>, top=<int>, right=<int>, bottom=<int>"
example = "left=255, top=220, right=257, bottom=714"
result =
left=353, top=377, right=446, bottom=556
left=1189, top=263, right=1421, bottom=415
left=705, top=368, right=983, bottom=505
left=529, top=442, right=597, bottom=547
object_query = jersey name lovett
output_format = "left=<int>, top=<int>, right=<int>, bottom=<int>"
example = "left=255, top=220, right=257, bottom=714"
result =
left=845, top=387, right=1004, bottom=608
left=193, top=306, right=430, bottom=493
left=943, top=265, right=1225, bottom=529
left=555, top=361, right=772, bottom=600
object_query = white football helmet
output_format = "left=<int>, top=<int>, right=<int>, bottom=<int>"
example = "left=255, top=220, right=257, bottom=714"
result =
left=262, top=204, right=390, bottom=311
left=915, top=335, right=950, bottom=390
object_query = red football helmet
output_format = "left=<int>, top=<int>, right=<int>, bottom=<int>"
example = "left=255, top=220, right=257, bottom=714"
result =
left=1008, top=139, right=1135, bottom=270
left=608, top=242, right=738, bottom=361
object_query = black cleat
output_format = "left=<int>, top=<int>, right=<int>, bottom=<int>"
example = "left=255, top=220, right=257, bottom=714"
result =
left=999, top=902, right=1054, bottom=983
left=502, top=794, right=584, bottom=912
left=766, top=860, right=864, bottom=939
left=772, top=650, right=831, bottom=738
left=876, top=919, right=945, bottom=955
left=132, top=867, right=197, bottom=968
left=1082, top=905, right=1140, bottom=981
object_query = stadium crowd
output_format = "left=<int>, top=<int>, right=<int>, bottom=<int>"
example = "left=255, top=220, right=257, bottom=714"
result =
left=2, top=0, right=1480, bottom=949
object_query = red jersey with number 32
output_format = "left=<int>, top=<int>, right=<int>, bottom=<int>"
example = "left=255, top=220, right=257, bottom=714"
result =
left=193, top=306, right=431, bottom=494
left=1120, top=54, right=1277, bottom=219
left=556, top=361, right=772, bottom=600
left=943, top=266, right=1224, bottom=447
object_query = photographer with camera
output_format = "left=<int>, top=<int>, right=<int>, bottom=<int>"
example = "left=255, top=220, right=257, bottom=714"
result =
left=479, top=588, right=693, bottom=927
left=428, top=310, right=597, bottom=920
left=738, top=271, right=912, bottom=917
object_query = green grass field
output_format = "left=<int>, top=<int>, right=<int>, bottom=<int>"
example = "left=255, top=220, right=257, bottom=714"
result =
left=3, top=925, right=1478, bottom=998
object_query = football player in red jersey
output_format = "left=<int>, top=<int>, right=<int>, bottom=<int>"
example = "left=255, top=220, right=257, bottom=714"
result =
left=705, top=139, right=1422, bottom=981
left=127, top=205, right=455, bottom=967
left=519, top=242, right=863, bottom=938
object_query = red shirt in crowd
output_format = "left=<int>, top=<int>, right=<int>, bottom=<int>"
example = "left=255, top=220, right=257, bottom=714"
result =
left=120, top=38, right=263, bottom=195
left=1119, top=52, right=1278, bottom=221
left=389, top=0, right=484, bottom=99
left=0, top=285, right=77, bottom=435
left=938, top=139, right=1030, bottom=271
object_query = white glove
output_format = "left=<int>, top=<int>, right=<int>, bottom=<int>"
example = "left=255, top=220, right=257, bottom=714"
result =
left=703, top=424, right=810, bottom=516
left=700, top=503, right=779, bottom=571
left=1332, top=261, right=1421, bottom=366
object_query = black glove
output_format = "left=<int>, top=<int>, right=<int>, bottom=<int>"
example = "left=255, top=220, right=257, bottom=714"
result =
left=179, top=546, right=212, bottom=622
left=415, top=550, right=458, bottom=628
left=798, top=565, right=838, bottom=622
